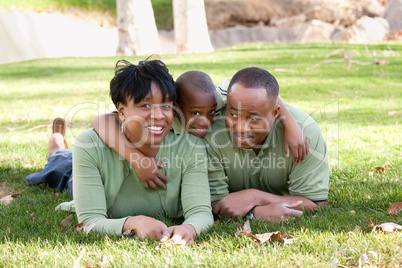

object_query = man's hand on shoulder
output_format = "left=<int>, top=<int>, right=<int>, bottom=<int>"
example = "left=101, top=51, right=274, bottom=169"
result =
left=212, top=190, right=258, bottom=219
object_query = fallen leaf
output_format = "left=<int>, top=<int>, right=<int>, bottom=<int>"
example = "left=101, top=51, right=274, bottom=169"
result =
left=382, top=161, right=392, bottom=169
left=82, top=223, right=96, bottom=235
left=200, top=242, right=210, bottom=247
left=60, top=215, right=73, bottom=227
left=349, top=210, right=356, bottom=214
left=255, top=231, right=284, bottom=243
left=0, top=195, right=14, bottom=205
left=372, top=166, right=385, bottom=173
left=193, top=261, right=205, bottom=266
left=372, top=222, right=402, bottom=232
left=236, top=220, right=252, bottom=235
left=72, top=222, right=84, bottom=232
left=213, top=220, right=220, bottom=226
left=7, top=226, right=10, bottom=233
left=368, top=171, right=376, bottom=177
left=388, top=202, right=402, bottom=215
left=368, top=251, right=378, bottom=260
left=99, top=254, right=111, bottom=267
left=29, top=199, right=34, bottom=206
left=72, top=249, right=86, bottom=268
left=387, top=111, right=398, bottom=116
left=329, top=257, right=338, bottom=266
left=236, top=220, right=296, bottom=244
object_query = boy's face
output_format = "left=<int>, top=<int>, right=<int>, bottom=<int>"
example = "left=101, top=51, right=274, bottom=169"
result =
left=177, top=89, right=217, bottom=138
left=226, top=82, right=279, bottom=153
left=117, top=81, right=174, bottom=149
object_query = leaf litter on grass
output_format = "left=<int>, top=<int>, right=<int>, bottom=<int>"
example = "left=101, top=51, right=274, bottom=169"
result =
left=236, top=220, right=296, bottom=245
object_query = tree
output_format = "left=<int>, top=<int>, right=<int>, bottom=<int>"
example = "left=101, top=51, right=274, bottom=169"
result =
left=116, top=0, right=161, bottom=55
left=173, top=0, right=214, bottom=53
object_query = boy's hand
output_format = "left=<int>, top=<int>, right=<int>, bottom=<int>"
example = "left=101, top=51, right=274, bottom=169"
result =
left=132, top=156, right=169, bottom=190
left=160, top=224, right=196, bottom=246
left=283, top=126, right=309, bottom=164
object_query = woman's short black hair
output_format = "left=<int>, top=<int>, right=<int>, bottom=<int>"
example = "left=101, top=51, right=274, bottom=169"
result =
left=110, top=58, right=177, bottom=107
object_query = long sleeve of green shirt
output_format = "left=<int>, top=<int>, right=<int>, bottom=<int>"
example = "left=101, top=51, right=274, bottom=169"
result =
left=72, top=129, right=213, bottom=236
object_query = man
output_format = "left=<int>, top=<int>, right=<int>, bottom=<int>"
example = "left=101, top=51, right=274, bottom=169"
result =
left=205, top=67, right=329, bottom=222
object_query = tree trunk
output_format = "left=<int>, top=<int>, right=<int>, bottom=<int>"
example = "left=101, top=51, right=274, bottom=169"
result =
left=116, top=0, right=161, bottom=55
left=173, top=0, right=214, bottom=53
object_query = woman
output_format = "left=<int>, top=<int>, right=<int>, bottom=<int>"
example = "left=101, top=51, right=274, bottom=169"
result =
left=58, top=59, right=213, bottom=245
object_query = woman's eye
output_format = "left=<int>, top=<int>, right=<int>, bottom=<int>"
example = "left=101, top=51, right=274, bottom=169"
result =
left=208, top=110, right=216, bottom=115
left=230, top=113, right=237, bottom=118
left=141, top=104, right=151, bottom=108
left=162, top=104, right=172, bottom=109
left=192, top=112, right=200, bottom=116
left=250, top=117, right=260, bottom=121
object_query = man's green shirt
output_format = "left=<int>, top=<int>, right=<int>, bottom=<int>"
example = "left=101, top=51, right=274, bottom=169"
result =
left=204, top=105, right=329, bottom=202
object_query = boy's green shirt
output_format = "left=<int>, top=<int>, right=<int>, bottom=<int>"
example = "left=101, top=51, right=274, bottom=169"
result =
left=204, top=105, right=329, bottom=202
left=59, top=129, right=213, bottom=236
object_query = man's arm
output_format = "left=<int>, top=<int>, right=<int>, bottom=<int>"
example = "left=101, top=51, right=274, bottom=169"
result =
left=212, top=188, right=325, bottom=218
left=91, top=113, right=169, bottom=190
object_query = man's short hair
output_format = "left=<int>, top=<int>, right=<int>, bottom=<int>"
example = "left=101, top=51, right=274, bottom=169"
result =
left=110, top=58, right=177, bottom=107
left=228, top=67, right=279, bottom=102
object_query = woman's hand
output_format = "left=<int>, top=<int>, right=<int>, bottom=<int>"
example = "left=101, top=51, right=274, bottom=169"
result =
left=160, top=224, right=196, bottom=246
left=123, top=216, right=167, bottom=239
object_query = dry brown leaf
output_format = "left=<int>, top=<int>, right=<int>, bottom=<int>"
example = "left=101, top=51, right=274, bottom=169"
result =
left=372, top=166, right=385, bottom=173
left=382, top=160, right=392, bottom=169
left=236, top=220, right=252, bottom=235
left=372, top=222, right=402, bottom=232
left=349, top=210, right=356, bottom=214
left=200, top=242, right=210, bottom=247
left=72, top=222, right=84, bottom=232
left=72, top=249, right=86, bottom=268
left=388, top=202, right=402, bottom=215
left=236, top=220, right=295, bottom=244
left=82, top=223, right=96, bottom=235
left=213, top=219, right=220, bottom=226
left=0, top=195, right=13, bottom=205
left=255, top=231, right=284, bottom=243
left=60, top=215, right=73, bottom=227
left=99, top=254, right=111, bottom=267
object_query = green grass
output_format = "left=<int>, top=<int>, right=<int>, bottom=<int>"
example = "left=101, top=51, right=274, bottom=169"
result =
left=0, top=43, right=401, bottom=267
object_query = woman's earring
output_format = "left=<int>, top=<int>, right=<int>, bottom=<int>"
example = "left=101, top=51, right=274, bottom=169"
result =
left=121, top=122, right=124, bottom=134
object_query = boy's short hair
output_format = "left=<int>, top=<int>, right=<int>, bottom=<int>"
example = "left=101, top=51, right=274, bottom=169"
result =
left=228, top=67, right=279, bottom=102
left=110, top=58, right=177, bottom=107
left=176, top=71, right=216, bottom=103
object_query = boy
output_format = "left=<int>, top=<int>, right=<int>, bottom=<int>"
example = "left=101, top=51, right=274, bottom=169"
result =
left=92, top=70, right=309, bottom=190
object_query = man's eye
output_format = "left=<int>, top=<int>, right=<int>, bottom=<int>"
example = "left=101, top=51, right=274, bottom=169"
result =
left=230, top=113, right=238, bottom=118
left=162, top=104, right=172, bottom=109
left=250, top=117, right=260, bottom=121
left=208, top=110, right=216, bottom=115
left=192, top=112, right=200, bottom=116
left=141, top=104, right=151, bottom=108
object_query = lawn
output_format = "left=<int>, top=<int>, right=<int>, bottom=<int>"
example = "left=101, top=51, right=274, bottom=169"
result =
left=0, top=43, right=401, bottom=267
